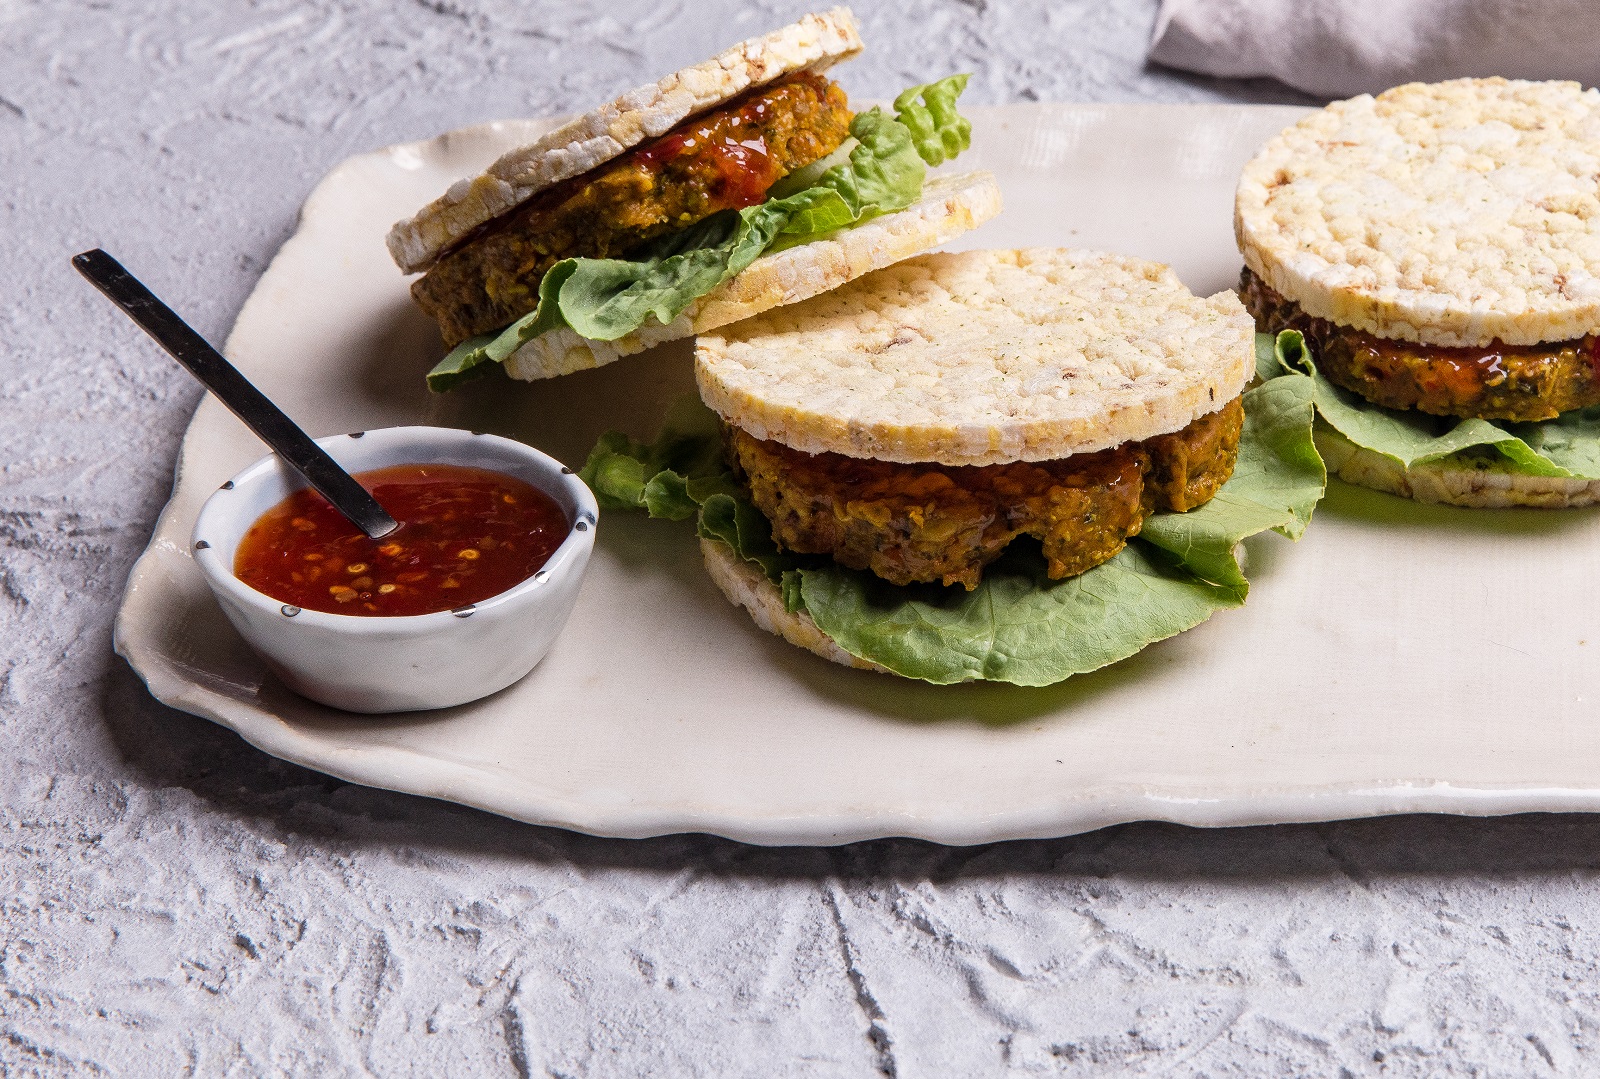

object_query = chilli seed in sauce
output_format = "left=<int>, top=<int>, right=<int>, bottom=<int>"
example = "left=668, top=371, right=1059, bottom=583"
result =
left=234, top=464, right=568, bottom=616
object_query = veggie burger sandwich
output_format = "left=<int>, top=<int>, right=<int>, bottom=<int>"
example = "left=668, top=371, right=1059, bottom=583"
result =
left=388, top=7, right=1000, bottom=389
left=586, top=249, right=1327, bottom=686
left=1238, top=78, right=1600, bottom=507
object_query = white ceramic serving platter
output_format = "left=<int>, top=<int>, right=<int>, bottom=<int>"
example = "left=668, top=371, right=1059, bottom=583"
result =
left=117, top=104, right=1600, bottom=846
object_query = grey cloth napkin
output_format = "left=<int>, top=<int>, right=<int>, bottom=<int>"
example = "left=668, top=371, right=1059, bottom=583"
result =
left=1149, top=0, right=1600, bottom=99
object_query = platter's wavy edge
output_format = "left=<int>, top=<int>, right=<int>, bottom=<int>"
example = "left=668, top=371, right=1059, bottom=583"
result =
left=109, top=630, right=1600, bottom=838
left=109, top=627, right=1600, bottom=845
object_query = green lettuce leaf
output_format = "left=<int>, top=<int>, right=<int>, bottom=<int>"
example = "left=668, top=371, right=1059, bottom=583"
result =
left=799, top=541, right=1236, bottom=686
left=892, top=74, right=972, bottom=166
left=697, top=491, right=793, bottom=581
left=1137, top=364, right=1324, bottom=596
left=1268, top=329, right=1600, bottom=480
left=576, top=396, right=730, bottom=520
left=1510, top=408, right=1600, bottom=475
left=428, top=76, right=974, bottom=392
left=583, top=375, right=1325, bottom=686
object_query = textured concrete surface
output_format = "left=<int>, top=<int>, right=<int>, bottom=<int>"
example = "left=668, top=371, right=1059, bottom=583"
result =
left=5, top=1, right=1597, bottom=1075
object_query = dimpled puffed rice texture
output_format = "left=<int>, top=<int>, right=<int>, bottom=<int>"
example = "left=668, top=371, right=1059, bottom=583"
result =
left=1315, top=425, right=1600, bottom=508
left=386, top=8, right=862, bottom=274
left=1237, top=78, right=1600, bottom=349
left=699, top=537, right=892, bottom=675
left=502, top=171, right=1003, bottom=381
left=694, top=248, right=1255, bottom=466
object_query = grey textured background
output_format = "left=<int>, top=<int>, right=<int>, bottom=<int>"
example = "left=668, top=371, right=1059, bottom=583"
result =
left=5, top=1, right=1597, bottom=1075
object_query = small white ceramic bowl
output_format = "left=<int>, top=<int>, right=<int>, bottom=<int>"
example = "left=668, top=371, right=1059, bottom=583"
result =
left=191, top=426, right=597, bottom=713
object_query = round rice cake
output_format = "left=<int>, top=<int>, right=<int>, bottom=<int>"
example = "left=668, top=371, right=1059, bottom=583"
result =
left=694, top=248, right=1254, bottom=467
left=503, top=170, right=1002, bottom=381
left=388, top=7, right=862, bottom=274
left=1236, top=78, right=1600, bottom=349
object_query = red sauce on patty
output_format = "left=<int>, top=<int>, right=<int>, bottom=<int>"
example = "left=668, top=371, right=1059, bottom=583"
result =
left=234, top=464, right=568, bottom=616
left=631, top=73, right=835, bottom=209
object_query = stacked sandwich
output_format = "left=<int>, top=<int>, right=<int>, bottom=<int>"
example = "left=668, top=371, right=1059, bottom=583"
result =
left=390, top=8, right=1000, bottom=388
left=392, top=9, right=1327, bottom=685
left=1239, top=78, right=1600, bottom=507
left=578, top=245, right=1324, bottom=685
left=676, top=249, right=1323, bottom=682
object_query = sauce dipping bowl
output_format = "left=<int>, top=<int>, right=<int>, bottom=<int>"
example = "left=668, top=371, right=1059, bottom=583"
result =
left=191, top=426, right=597, bottom=713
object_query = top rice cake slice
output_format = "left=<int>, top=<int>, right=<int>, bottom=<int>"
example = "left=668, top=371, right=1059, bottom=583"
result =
left=695, top=248, right=1255, bottom=467
left=1236, top=78, right=1600, bottom=349
left=388, top=7, right=863, bottom=274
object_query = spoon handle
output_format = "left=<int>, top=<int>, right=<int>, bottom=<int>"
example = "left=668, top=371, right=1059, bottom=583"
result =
left=73, top=249, right=399, bottom=540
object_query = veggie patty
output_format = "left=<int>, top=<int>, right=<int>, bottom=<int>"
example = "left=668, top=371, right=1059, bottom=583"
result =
left=413, top=72, right=853, bottom=346
left=729, top=397, right=1244, bottom=590
left=1240, top=267, right=1600, bottom=422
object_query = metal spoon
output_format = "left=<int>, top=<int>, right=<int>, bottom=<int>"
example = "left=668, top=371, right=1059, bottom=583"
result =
left=73, top=249, right=399, bottom=540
